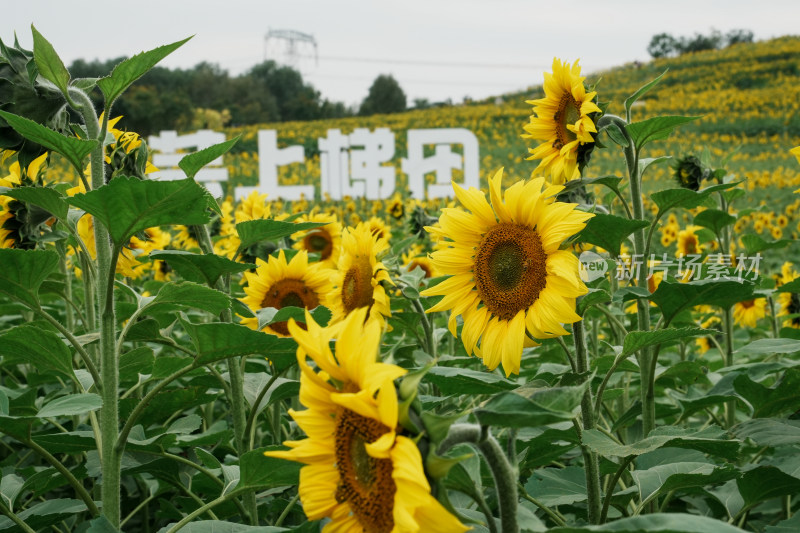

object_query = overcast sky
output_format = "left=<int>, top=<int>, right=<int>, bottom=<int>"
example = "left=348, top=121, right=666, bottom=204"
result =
left=5, top=1, right=799, bottom=108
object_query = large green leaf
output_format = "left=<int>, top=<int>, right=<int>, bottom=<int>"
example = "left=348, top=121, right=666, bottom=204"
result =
left=650, top=278, right=755, bottom=325
left=31, top=25, right=70, bottom=97
left=582, top=426, right=739, bottom=460
left=238, top=446, right=301, bottom=492
left=68, top=177, right=217, bottom=246
left=236, top=219, right=325, bottom=249
left=621, top=327, right=712, bottom=357
left=733, top=369, right=800, bottom=418
left=180, top=319, right=297, bottom=370
left=0, top=499, right=88, bottom=532
left=626, top=115, right=700, bottom=149
left=737, top=466, right=800, bottom=511
left=693, top=208, right=736, bottom=237
left=740, top=234, right=792, bottom=254
left=149, top=250, right=255, bottom=286
left=524, top=466, right=587, bottom=506
left=0, top=324, right=74, bottom=378
left=576, top=214, right=649, bottom=256
left=733, top=338, right=800, bottom=357
left=549, top=513, right=746, bottom=532
left=425, top=366, right=518, bottom=395
left=97, top=37, right=192, bottom=105
left=156, top=522, right=284, bottom=533
left=632, top=463, right=739, bottom=503
left=473, top=383, right=585, bottom=428
left=1, top=186, right=69, bottom=221
left=37, top=393, right=102, bottom=418
left=179, top=136, right=240, bottom=180
left=651, top=182, right=739, bottom=214
left=732, top=418, right=800, bottom=447
left=0, top=248, right=59, bottom=306
left=142, top=281, right=231, bottom=316
left=0, top=110, right=98, bottom=171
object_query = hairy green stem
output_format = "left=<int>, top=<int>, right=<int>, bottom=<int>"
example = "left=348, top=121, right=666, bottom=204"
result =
left=439, top=424, right=518, bottom=533
left=573, top=320, right=602, bottom=524
left=723, top=307, right=736, bottom=428
left=518, top=483, right=566, bottom=527
left=163, top=491, right=241, bottom=533
left=33, top=305, right=101, bottom=389
left=601, top=455, right=635, bottom=523
left=412, top=297, right=436, bottom=357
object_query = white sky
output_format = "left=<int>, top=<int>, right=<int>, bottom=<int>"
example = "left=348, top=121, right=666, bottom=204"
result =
left=5, top=0, right=800, bottom=108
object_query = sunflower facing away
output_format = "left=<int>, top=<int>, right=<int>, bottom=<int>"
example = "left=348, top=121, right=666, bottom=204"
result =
left=522, top=58, right=601, bottom=184
left=422, top=168, right=592, bottom=375
left=327, top=223, right=392, bottom=325
left=265, top=309, right=467, bottom=533
left=240, top=249, right=332, bottom=336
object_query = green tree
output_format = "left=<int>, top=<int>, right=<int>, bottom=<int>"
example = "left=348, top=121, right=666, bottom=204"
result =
left=647, top=33, right=678, bottom=58
left=359, top=74, right=406, bottom=115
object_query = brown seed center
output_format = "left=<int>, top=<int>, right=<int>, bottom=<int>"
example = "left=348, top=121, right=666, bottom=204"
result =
left=342, top=257, right=374, bottom=314
left=474, top=223, right=548, bottom=320
left=334, top=408, right=396, bottom=533
left=260, top=278, right=320, bottom=336
left=552, top=94, right=580, bottom=150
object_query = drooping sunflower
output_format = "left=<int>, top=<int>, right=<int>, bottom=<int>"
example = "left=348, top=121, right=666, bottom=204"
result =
left=327, top=223, right=392, bottom=325
left=292, top=212, right=343, bottom=269
left=265, top=309, right=467, bottom=533
left=422, top=168, right=593, bottom=376
left=523, top=58, right=601, bottom=184
left=732, top=298, right=767, bottom=328
left=240, top=249, right=332, bottom=337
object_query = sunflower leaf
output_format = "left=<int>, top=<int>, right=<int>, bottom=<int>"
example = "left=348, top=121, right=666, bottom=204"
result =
left=97, top=36, right=192, bottom=105
left=179, top=317, right=297, bottom=370
left=576, top=213, right=649, bottom=256
left=238, top=446, right=300, bottom=492
left=0, top=248, right=60, bottom=306
left=651, top=182, right=740, bottom=214
left=626, top=115, right=701, bottom=150
left=693, top=208, right=736, bottom=238
left=0, top=110, right=98, bottom=171
left=740, top=234, right=792, bottom=254
left=622, top=327, right=714, bottom=357
left=178, top=136, right=240, bottom=180
left=141, top=281, right=232, bottom=316
left=31, top=25, right=70, bottom=98
left=67, top=177, right=217, bottom=246
left=149, top=249, right=255, bottom=287
left=473, top=384, right=586, bottom=428
left=2, top=185, right=69, bottom=221
left=624, top=68, right=668, bottom=117
left=236, top=219, right=325, bottom=249
left=650, top=278, right=756, bottom=325
left=0, top=324, right=75, bottom=378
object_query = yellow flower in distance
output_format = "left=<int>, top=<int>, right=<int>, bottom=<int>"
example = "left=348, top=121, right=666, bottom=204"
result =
left=240, top=249, right=332, bottom=337
left=732, top=298, right=767, bottom=328
left=327, top=223, right=392, bottom=325
left=291, top=212, right=343, bottom=269
left=422, top=168, right=593, bottom=376
left=523, top=58, right=601, bottom=184
left=265, top=309, right=467, bottom=533
left=677, top=225, right=704, bottom=257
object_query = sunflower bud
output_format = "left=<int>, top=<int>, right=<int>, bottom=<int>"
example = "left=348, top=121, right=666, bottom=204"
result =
left=672, top=155, right=710, bottom=191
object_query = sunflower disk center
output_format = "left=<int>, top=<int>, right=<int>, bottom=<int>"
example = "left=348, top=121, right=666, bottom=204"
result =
left=260, top=279, right=319, bottom=336
left=342, top=257, right=374, bottom=313
left=334, top=408, right=396, bottom=533
left=474, top=223, right=548, bottom=321
left=305, top=230, right=332, bottom=259
left=553, top=94, right=580, bottom=149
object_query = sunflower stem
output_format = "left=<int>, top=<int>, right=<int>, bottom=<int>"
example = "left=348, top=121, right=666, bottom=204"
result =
left=438, top=424, right=518, bottom=533
left=412, top=297, right=436, bottom=358
left=70, top=86, right=122, bottom=528
left=192, top=224, right=257, bottom=524
left=600, top=114, right=656, bottom=437
left=573, top=320, right=602, bottom=524
left=722, top=306, right=736, bottom=428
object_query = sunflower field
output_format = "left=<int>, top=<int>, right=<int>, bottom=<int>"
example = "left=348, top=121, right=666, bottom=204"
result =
left=2, top=26, right=800, bottom=533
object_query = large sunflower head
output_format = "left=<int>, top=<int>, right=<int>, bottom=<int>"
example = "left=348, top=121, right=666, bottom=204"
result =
left=291, top=212, right=343, bottom=269
left=523, top=58, right=601, bottom=184
left=327, top=223, right=392, bottom=325
left=677, top=225, right=704, bottom=257
left=265, top=309, right=467, bottom=533
left=422, top=168, right=593, bottom=376
left=732, top=298, right=767, bottom=328
left=240, top=249, right=333, bottom=337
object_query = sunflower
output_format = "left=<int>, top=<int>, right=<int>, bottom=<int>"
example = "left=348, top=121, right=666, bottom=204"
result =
left=235, top=190, right=272, bottom=222
left=292, top=212, right=343, bottom=269
left=0, top=153, right=49, bottom=249
left=422, top=168, right=593, bottom=376
left=265, top=309, right=467, bottom=533
left=74, top=214, right=141, bottom=278
left=522, top=58, right=601, bottom=184
left=677, top=225, right=704, bottom=257
left=366, top=216, right=391, bottom=247
left=778, top=262, right=800, bottom=328
left=402, top=244, right=439, bottom=279
left=732, top=298, right=766, bottom=328
left=327, top=223, right=392, bottom=325
left=240, top=249, right=332, bottom=337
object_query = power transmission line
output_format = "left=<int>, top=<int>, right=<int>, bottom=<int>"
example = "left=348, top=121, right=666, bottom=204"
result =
left=298, top=53, right=546, bottom=70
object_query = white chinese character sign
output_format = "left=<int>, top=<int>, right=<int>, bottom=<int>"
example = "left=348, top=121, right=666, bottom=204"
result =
left=148, top=127, right=480, bottom=201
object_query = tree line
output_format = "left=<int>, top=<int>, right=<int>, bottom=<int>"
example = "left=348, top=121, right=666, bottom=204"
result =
left=70, top=58, right=409, bottom=135
left=647, top=28, right=754, bottom=59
